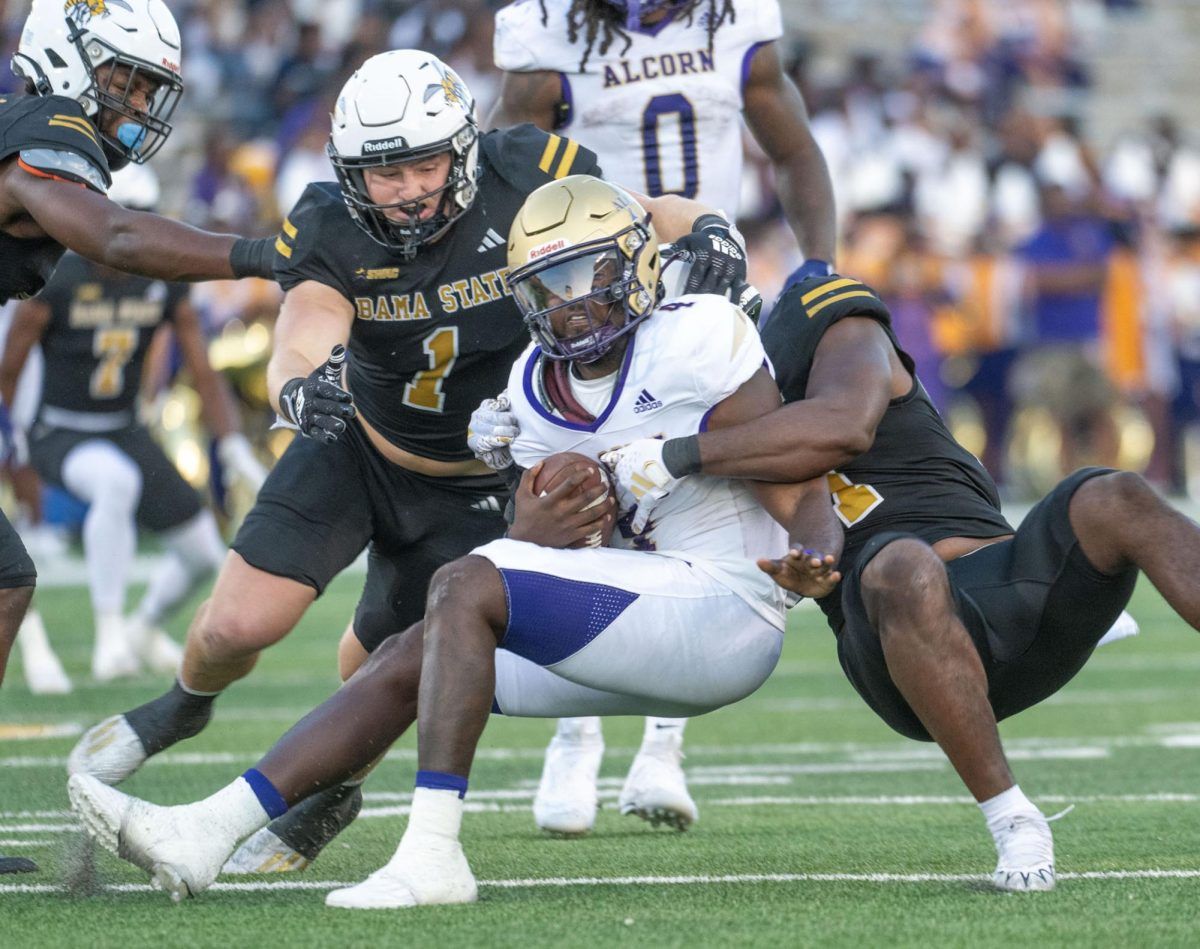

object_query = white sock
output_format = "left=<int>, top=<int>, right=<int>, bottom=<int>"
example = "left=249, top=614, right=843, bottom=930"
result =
left=979, top=784, right=1041, bottom=837
left=402, top=787, right=464, bottom=848
left=641, top=717, right=686, bottom=749
left=197, top=777, right=275, bottom=844
left=556, top=717, right=603, bottom=742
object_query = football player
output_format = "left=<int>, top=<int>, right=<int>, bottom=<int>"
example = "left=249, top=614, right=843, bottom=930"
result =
left=67, top=51, right=752, bottom=878
left=66, top=176, right=841, bottom=907
left=0, top=165, right=266, bottom=683
left=0, top=0, right=275, bottom=874
left=489, top=0, right=838, bottom=833
left=598, top=274, right=1198, bottom=892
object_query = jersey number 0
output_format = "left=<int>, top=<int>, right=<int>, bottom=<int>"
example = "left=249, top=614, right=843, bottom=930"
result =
left=642, top=94, right=699, bottom=199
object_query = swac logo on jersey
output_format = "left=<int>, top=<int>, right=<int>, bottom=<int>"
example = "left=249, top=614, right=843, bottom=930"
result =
left=633, top=389, right=662, bottom=414
left=362, top=136, right=409, bottom=154
left=355, top=267, right=401, bottom=280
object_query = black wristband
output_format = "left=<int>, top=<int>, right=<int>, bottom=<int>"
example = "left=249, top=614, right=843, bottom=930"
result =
left=229, top=236, right=275, bottom=279
left=690, top=213, right=730, bottom=234
left=662, top=435, right=702, bottom=478
left=278, top=377, right=304, bottom=425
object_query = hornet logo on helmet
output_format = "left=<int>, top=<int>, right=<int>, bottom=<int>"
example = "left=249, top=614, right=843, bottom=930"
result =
left=64, top=0, right=131, bottom=26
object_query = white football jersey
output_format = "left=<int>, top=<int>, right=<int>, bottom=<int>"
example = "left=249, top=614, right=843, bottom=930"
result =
left=494, top=0, right=782, bottom=218
left=505, top=293, right=788, bottom=628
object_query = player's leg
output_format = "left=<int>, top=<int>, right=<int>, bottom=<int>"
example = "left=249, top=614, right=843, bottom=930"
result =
left=68, top=621, right=427, bottom=900
left=121, top=427, right=226, bottom=672
left=0, top=510, right=37, bottom=873
left=15, top=605, right=71, bottom=695
left=60, top=438, right=143, bottom=680
left=67, top=433, right=374, bottom=784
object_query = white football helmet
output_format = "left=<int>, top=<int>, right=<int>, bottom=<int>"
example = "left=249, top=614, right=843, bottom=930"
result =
left=328, top=50, right=479, bottom=259
left=12, top=0, right=183, bottom=166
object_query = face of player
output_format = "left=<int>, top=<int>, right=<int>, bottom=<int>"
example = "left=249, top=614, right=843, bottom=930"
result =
left=363, top=152, right=453, bottom=222
left=94, top=63, right=161, bottom=140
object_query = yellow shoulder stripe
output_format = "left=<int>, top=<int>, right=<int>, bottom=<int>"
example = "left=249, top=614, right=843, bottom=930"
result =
left=274, top=236, right=293, bottom=259
left=806, top=289, right=878, bottom=319
left=537, top=134, right=562, bottom=174
left=48, top=114, right=99, bottom=145
left=554, top=139, right=580, bottom=179
left=281, top=217, right=297, bottom=240
left=800, top=277, right=862, bottom=307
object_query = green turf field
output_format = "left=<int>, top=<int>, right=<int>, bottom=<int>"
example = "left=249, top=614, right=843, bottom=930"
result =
left=3, top=577, right=1199, bottom=947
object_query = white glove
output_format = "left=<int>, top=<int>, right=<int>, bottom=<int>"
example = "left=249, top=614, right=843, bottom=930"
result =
left=467, top=392, right=518, bottom=470
left=600, top=438, right=679, bottom=535
left=217, top=433, right=268, bottom=494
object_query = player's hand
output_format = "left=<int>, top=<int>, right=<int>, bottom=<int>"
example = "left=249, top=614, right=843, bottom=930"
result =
left=756, top=548, right=842, bottom=599
left=674, top=214, right=748, bottom=296
left=278, top=347, right=356, bottom=444
left=600, top=438, right=679, bottom=535
left=508, top=462, right=614, bottom=548
left=217, top=433, right=268, bottom=493
left=468, top=392, right=518, bottom=470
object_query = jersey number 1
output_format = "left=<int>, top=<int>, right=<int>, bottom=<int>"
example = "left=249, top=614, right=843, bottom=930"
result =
left=642, top=94, right=699, bottom=199
left=91, top=327, right=137, bottom=400
left=403, top=327, right=459, bottom=413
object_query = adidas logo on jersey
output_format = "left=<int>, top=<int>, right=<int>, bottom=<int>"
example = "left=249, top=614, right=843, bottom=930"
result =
left=470, top=495, right=503, bottom=513
left=633, top=389, right=662, bottom=414
left=476, top=228, right=504, bottom=253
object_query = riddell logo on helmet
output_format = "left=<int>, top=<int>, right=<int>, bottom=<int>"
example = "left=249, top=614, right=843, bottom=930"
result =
left=362, top=136, right=409, bottom=154
left=529, top=239, right=566, bottom=260
left=161, top=57, right=181, bottom=75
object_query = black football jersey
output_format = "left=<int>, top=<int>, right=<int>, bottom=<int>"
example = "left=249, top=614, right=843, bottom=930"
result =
left=273, top=124, right=601, bottom=462
left=0, top=95, right=111, bottom=303
left=36, top=252, right=185, bottom=416
left=761, top=276, right=1013, bottom=631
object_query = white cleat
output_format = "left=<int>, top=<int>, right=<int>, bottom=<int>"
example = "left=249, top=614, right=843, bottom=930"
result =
left=1096, top=610, right=1139, bottom=648
left=92, top=615, right=140, bottom=682
left=618, top=743, right=698, bottom=831
left=222, top=827, right=311, bottom=875
left=126, top=618, right=184, bottom=675
left=325, top=834, right=477, bottom=909
left=67, top=774, right=231, bottom=901
left=533, top=732, right=604, bottom=836
left=992, top=812, right=1056, bottom=892
left=67, top=715, right=147, bottom=784
left=17, top=612, right=72, bottom=695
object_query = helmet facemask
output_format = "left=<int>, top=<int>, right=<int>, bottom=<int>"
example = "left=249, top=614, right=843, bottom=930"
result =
left=509, top=220, right=659, bottom=365
left=329, top=123, right=478, bottom=260
left=69, top=23, right=182, bottom=167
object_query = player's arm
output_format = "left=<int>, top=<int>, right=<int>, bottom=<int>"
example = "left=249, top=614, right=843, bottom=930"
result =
left=266, top=280, right=356, bottom=442
left=0, top=161, right=274, bottom=281
left=485, top=70, right=563, bottom=131
left=693, top=317, right=897, bottom=482
left=743, top=41, right=838, bottom=268
left=0, top=298, right=51, bottom=407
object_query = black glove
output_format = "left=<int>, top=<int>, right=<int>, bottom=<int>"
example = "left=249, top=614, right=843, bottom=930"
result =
left=278, top=346, right=356, bottom=443
left=675, top=213, right=748, bottom=295
left=229, top=236, right=276, bottom=280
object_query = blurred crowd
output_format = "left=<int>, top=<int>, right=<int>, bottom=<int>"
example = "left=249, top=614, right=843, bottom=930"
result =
left=1, top=0, right=1197, bottom=498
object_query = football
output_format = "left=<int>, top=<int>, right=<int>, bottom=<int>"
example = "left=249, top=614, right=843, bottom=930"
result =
left=531, top=451, right=616, bottom=548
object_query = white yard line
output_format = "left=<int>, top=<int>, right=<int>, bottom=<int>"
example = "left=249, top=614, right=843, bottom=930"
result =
left=5, top=868, right=1200, bottom=896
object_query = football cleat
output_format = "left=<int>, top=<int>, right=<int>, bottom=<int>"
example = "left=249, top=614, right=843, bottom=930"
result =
left=223, top=784, right=363, bottom=874
left=992, top=812, right=1056, bottom=892
left=17, top=611, right=72, bottom=695
left=0, top=855, right=38, bottom=874
left=68, top=774, right=231, bottom=901
left=67, top=715, right=147, bottom=785
left=126, top=618, right=184, bottom=675
left=325, top=832, right=477, bottom=909
left=92, top=615, right=140, bottom=682
left=533, top=729, right=604, bottom=836
left=618, top=737, right=698, bottom=831
left=1096, top=610, right=1139, bottom=648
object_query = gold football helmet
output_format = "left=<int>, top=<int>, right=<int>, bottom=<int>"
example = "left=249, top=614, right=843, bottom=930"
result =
left=506, top=175, right=661, bottom=363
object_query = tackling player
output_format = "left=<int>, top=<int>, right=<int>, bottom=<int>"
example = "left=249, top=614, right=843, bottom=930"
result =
left=0, top=166, right=266, bottom=683
left=599, top=274, right=1197, bottom=892
left=0, top=0, right=275, bottom=875
left=489, top=0, right=839, bottom=833
left=66, top=176, right=841, bottom=907
left=67, top=51, right=752, bottom=878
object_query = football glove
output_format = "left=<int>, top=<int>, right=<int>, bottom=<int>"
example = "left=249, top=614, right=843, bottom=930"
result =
left=600, top=437, right=688, bottom=535
left=468, top=392, right=519, bottom=470
left=278, top=346, right=356, bottom=444
left=674, top=214, right=749, bottom=296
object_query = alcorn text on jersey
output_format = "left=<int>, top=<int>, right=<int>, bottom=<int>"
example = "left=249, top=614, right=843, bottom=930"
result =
left=505, top=293, right=788, bottom=628
left=494, top=0, right=782, bottom=216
